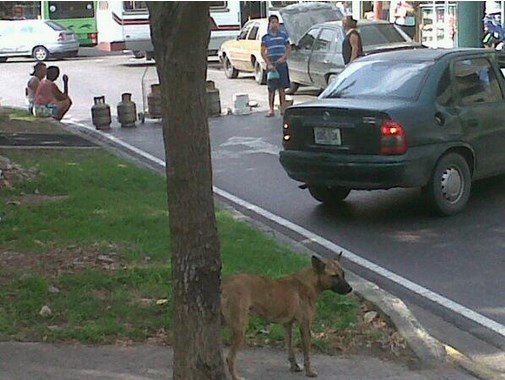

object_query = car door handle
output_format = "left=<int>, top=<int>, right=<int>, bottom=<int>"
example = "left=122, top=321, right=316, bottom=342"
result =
left=434, top=112, right=445, bottom=126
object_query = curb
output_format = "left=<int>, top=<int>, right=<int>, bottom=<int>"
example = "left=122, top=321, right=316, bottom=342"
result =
left=445, top=345, right=505, bottom=380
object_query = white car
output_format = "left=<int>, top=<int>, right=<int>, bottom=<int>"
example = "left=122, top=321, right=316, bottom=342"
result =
left=218, top=18, right=271, bottom=85
left=0, top=19, right=79, bottom=62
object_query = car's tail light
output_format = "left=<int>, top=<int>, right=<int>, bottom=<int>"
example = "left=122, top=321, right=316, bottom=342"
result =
left=380, top=120, right=407, bottom=155
left=89, top=32, right=97, bottom=44
left=282, top=122, right=291, bottom=144
left=57, top=33, right=64, bottom=41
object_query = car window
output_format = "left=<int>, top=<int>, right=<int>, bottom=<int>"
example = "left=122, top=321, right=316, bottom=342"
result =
left=298, top=28, right=319, bottom=50
left=248, top=24, right=259, bottom=40
left=454, top=58, right=503, bottom=105
left=436, top=68, right=454, bottom=106
left=45, top=21, right=67, bottom=31
left=321, top=60, right=433, bottom=100
left=313, top=29, right=336, bottom=52
left=238, top=24, right=252, bottom=40
left=359, top=24, right=410, bottom=46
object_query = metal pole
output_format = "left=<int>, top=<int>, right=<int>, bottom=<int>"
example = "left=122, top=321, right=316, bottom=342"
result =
left=456, top=1, right=481, bottom=47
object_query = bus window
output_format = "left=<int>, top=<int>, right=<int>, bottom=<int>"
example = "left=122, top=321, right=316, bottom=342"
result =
left=123, top=1, right=148, bottom=12
left=270, top=1, right=299, bottom=9
left=48, top=1, right=94, bottom=19
left=209, top=2, right=228, bottom=11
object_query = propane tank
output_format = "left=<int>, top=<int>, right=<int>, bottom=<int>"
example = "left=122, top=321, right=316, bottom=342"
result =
left=91, top=96, right=111, bottom=130
left=206, top=80, right=221, bottom=117
left=147, top=84, right=162, bottom=119
left=117, top=92, right=137, bottom=128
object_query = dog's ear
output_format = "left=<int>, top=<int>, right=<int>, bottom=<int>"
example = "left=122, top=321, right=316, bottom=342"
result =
left=311, top=256, right=326, bottom=273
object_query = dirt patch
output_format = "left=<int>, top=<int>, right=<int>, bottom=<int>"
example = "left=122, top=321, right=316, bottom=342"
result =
left=0, top=155, right=38, bottom=189
left=0, top=243, right=126, bottom=277
left=6, top=194, right=69, bottom=205
left=0, top=113, right=71, bottom=134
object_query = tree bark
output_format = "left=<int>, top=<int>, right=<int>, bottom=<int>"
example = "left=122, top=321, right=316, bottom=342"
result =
left=148, top=3, right=225, bottom=379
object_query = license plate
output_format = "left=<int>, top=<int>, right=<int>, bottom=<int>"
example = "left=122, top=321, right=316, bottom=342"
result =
left=314, top=127, right=341, bottom=146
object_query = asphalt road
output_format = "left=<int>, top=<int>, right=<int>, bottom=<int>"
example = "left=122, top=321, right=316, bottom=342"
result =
left=1, top=49, right=505, bottom=374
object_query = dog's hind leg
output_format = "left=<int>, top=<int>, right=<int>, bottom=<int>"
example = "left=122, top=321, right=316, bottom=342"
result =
left=284, top=322, right=302, bottom=372
left=299, top=320, right=318, bottom=377
left=226, top=314, right=248, bottom=380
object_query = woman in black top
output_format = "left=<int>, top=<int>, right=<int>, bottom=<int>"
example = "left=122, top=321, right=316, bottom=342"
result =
left=342, top=16, right=363, bottom=65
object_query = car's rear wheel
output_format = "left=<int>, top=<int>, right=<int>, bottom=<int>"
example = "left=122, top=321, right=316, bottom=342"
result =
left=327, top=74, right=338, bottom=86
left=254, top=61, right=266, bottom=85
left=33, top=46, right=49, bottom=61
left=308, top=185, right=351, bottom=205
left=223, top=56, right=238, bottom=79
left=425, top=153, right=471, bottom=216
left=0, top=57, right=7, bottom=63
left=132, top=50, right=145, bottom=59
left=286, top=82, right=300, bottom=95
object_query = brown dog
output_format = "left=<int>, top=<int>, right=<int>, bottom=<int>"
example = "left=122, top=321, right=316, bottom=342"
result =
left=221, top=254, right=352, bottom=379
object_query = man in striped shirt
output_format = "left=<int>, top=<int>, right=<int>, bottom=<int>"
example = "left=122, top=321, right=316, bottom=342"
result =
left=261, top=15, right=291, bottom=117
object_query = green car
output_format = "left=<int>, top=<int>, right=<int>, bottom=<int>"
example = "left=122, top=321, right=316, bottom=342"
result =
left=280, top=48, right=505, bottom=216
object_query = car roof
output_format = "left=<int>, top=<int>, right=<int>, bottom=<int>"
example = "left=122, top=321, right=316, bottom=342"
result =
left=320, top=19, right=396, bottom=28
left=358, top=47, right=498, bottom=62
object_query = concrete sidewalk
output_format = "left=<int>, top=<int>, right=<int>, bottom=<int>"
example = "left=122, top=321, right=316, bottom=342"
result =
left=0, top=342, right=475, bottom=380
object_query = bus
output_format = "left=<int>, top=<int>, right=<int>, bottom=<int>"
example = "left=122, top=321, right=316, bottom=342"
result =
left=96, top=1, right=152, bottom=57
left=41, top=1, right=98, bottom=46
left=96, top=1, right=294, bottom=58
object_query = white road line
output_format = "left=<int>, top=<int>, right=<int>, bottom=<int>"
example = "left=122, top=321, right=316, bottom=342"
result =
left=64, top=119, right=505, bottom=339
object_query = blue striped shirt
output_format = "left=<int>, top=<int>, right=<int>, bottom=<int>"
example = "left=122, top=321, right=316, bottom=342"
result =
left=261, top=30, right=289, bottom=63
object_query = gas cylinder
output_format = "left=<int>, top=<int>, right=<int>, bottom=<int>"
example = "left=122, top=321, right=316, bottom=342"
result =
left=117, top=93, right=137, bottom=128
left=91, top=96, right=111, bottom=130
left=147, top=84, right=162, bottom=119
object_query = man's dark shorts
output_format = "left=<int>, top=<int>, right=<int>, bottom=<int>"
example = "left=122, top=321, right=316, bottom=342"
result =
left=267, top=62, right=290, bottom=92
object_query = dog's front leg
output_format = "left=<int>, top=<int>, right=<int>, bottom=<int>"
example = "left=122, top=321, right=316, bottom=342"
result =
left=284, top=322, right=302, bottom=372
left=300, top=320, right=317, bottom=377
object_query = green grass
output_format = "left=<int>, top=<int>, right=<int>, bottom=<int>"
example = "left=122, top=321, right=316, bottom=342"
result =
left=0, top=141, right=365, bottom=348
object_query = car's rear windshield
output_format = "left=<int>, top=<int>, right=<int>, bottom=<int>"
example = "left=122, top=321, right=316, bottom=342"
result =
left=320, top=60, right=433, bottom=100
left=45, top=20, right=67, bottom=31
left=359, top=24, right=410, bottom=45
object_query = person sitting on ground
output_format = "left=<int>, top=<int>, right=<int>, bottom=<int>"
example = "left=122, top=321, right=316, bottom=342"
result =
left=33, top=66, right=72, bottom=121
left=25, top=62, right=47, bottom=115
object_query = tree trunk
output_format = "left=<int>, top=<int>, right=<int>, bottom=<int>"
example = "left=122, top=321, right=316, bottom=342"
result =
left=148, top=3, right=225, bottom=379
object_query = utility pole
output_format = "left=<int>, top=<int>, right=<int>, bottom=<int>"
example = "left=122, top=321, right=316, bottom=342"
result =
left=456, top=1, right=482, bottom=47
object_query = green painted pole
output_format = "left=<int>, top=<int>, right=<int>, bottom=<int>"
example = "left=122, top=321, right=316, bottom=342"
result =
left=456, top=1, right=482, bottom=47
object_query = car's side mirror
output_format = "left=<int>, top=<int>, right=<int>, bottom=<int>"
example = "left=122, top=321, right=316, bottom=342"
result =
left=291, top=44, right=299, bottom=51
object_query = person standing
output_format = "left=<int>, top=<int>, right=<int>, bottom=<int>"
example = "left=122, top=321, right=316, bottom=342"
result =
left=25, top=62, right=47, bottom=115
left=342, top=16, right=363, bottom=66
left=261, top=15, right=291, bottom=117
left=33, top=66, right=72, bottom=121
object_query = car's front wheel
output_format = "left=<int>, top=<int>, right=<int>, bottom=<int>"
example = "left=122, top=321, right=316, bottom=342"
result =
left=254, top=61, right=266, bottom=85
left=425, top=153, right=471, bottom=216
left=223, top=56, right=238, bottom=79
left=308, top=185, right=351, bottom=205
left=33, top=46, right=49, bottom=61
left=286, top=82, right=300, bottom=95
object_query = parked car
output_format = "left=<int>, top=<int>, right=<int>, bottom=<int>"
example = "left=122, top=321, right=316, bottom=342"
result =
left=279, top=3, right=421, bottom=93
left=218, top=18, right=277, bottom=85
left=0, top=19, right=79, bottom=62
left=218, top=2, right=342, bottom=85
left=279, top=48, right=505, bottom=216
